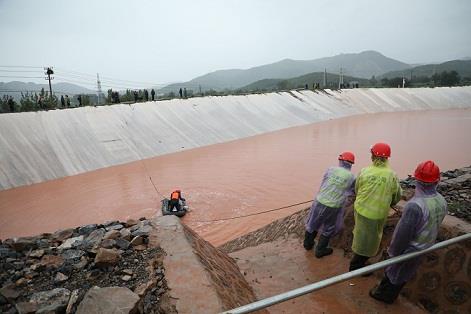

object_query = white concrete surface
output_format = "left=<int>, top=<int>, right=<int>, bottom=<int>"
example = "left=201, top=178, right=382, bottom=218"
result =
left=1, top=87, right=471, bottom=190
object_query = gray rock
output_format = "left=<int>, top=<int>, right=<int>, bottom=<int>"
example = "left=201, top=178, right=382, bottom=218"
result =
left=66, top=289, right=80, bottom=314
left=131, top=224, right=152, bottom=237
left=40, top=255, right=64, bottom=269
left=115, top=238, right=130, bottom=250
left=58, top=236, right=84, bottom=250
left=30, top=249, right=45, bottom=258
left=15, top=301, right=38, bottom=314
left=74, top=256, right=88, bottom=270
left=54, top=272, right=68, bottom=282
left=52, top=228, right=75, bottom=242
left=130, top=236, right=144, bottom=246
left=10, top=237, right=38, bottom=252
left=103, top=230, right=120, bottom=240
left=76, top=286, right=140, bottom=314
left=105, top=224, right=124, bottom=231
left=103, top=220, right=120, bottom=228
left=94, top=248, right=121, bottom=267
left=78, top=224, right=98, bottom=236
left=100, top=239, right=116, bottom=249
left=30, top=288, right=70, bottom=314
left=61, top=249, right=85, bottom=260
left=121, top=275, right=132, bottom=281
left=119, top=228, right=132, bottom=241
left=84, top=229, right=105, bottom=247
left=124, top=218, right=138, bottom=227
left=0, top=284, right=20, bottom=300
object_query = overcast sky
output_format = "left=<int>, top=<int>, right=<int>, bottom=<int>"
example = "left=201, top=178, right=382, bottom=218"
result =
left=1, top=0, right=470, bottom=88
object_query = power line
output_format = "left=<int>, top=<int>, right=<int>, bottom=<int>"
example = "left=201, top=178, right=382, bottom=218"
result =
left=0, top=65, right=43, bottom=69
left=0, top=70, right=43, bottom=73
left=0, top=75, right=44, bottom=78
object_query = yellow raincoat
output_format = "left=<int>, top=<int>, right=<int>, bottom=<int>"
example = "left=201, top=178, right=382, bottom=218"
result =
left=352, top=160, right=402, bottom=257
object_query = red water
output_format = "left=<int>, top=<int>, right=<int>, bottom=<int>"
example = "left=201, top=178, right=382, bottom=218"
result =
left=1, top=109, right=471, bottom=246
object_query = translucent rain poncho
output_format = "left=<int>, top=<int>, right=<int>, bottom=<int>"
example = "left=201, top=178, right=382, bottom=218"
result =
left=385, top=181, right=447, bottom=285
left=305, top=160, right=355, bottom=238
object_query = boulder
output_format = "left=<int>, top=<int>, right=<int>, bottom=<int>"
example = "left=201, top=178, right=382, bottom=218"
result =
left=74, top=256, right=88, bottom=270
left=58, top=236, right=84, bottom=250
left=131, top=224, right=152, bottom=237
left=0, top=284, right=20, bottom=301
left=10, top=237, right=37, bottom=252
left=29, top=249, right=45, bottom=258
left=105, top=224, right=124, bottom=231
left=130, top=236, right=144, bottom=246
left=30, top=288, right=70, bottom=314
left=115, top=238, right=130, bottom=250
left=52, top=228, right=75, bottom=242
left=103, top=230, right=120, bottom=240
left=61, top=249, right=85, bottom=261
left=125, top=219, right=138, bottom=227
left=100, top=239, right=116, bottom=249
left=54, top=272, right=68, bottom=283
left=121, top=275, right=132, bottom=281
left=40, top=255, right=64, bottom=269
left=94, top=248, right=121, bottom=267
left=65, top=289, right=80, bottom=314
left=120, top=228, right=132, bottom=241
left=84, top=229, right=105, bottom=247
left=78, top=224, right=98, bottom=236
left=76, top=286, right=140, bottom=314
left=15, top=301, right=38, bottom=314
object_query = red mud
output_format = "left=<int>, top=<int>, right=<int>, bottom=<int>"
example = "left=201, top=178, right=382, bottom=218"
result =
left=231, top=236, right=425, bottom=313
left=1, top=109, right=471, bottom=246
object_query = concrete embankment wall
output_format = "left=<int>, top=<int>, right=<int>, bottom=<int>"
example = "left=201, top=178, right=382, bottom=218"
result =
left=1, top=86, right=471, bottom=190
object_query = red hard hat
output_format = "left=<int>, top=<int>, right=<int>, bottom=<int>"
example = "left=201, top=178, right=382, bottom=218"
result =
left=338, top=151, right=355, bottom=164
left=371, top=142, right=391, bottom=158
left=414, top=160, right=440, bottom=183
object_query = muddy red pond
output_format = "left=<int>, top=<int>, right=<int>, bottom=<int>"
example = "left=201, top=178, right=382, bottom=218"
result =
left=1, top=109, right=471, bottom=246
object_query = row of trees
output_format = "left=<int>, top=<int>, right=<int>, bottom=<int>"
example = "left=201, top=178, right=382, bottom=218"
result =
left=1, top=70, right=469, bottom=113
left=0, top=88, right=93, bottom=113
left=374, top=70, right=464, bottom=88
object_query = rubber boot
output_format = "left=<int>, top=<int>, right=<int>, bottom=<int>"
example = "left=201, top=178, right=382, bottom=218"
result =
left=303, top=231, right=317, bottom=250
left=369, top=275, right=405, bottom=304
left=349, top=254, right=372, bottom=276
left=315, top=235, right=333, bottom=258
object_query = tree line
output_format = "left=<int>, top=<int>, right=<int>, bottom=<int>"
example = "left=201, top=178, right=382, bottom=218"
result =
left=1, top=70, right=469, bottom=114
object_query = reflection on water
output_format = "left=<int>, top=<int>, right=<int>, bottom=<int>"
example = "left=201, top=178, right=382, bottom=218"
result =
left=1, top=109, right=471, bottom=246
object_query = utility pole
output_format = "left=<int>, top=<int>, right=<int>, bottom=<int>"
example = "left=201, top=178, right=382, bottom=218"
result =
left=323, top=68, right=326, bottom=88
left=338, top=67, right=342, bottom=89
left=44, top=67, right=54, bottom=97
left=96, top=73, right=102, bottom=105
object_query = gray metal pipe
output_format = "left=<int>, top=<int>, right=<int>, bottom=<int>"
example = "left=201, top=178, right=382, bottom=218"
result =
left=222, top=233, right=471, bottom=314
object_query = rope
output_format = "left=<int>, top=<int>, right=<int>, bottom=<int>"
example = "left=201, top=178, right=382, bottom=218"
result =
left=186, top=199, right=313, bottom=223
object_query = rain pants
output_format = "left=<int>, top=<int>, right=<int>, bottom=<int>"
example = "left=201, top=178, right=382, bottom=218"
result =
left=305, top=160, right=355, bottom=237
left=352, top=160, right=402, bottom=257
left=385, top=181, right=447, bottom=285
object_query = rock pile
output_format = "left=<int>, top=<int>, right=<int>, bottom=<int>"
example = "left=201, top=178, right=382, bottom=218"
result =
left=0, top=218, right=172, bottom=314
left=400, top=166, right=471, bottom=222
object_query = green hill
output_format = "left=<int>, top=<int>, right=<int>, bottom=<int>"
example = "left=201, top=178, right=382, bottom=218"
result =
left=381, top=60, right=471, bottom=80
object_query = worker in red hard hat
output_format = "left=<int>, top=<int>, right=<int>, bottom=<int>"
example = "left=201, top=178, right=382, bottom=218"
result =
left=349, top=142, right=402, bottom=272
left=169, top=189, right=185, bottom=212
left=370, top=160, right=447, bottom=304
left=304, top=151, right=356, bottom=258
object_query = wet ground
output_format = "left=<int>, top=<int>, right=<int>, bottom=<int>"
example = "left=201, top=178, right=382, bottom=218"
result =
left=230, top=236, right=426, bottom=313
left=1, top=109, right=471, bottom=246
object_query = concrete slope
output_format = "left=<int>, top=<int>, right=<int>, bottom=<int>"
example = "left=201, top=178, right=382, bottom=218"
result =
left=1, top=87, right=471, bottom=190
